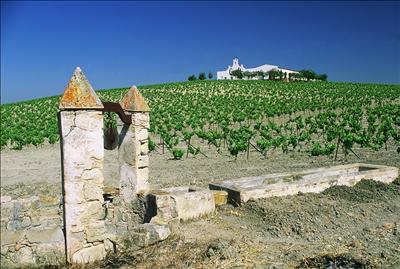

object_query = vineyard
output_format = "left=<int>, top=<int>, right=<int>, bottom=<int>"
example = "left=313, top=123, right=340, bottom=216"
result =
left=1, top=80, right=400, bottom=160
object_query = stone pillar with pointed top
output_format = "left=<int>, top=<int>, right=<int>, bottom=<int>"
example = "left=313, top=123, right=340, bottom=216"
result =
left=58, top=67, right=106, bottom=263
left=118, top=86, right=150, bottom=203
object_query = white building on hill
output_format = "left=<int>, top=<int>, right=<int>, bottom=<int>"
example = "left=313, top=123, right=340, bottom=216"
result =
left=217, top=58, right=299, bottom=80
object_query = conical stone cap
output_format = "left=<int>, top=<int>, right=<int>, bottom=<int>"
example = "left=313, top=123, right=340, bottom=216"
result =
left=59, top=67, right=103, bottom=110
left=120, top=86, right=150, bottom=112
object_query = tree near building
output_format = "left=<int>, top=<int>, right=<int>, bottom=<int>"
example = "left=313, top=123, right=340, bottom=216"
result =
left=208, top=72, right=213, bottom=79
left=199, top=72, right=206, bottom=80
left=243, top=71, right=253, bottom=79
left=188, top=74, right=197, bottom=81
left=317, top=74, right=328, bottom=81
left=299, top=70, right=317, bottom=81
left=268, top=69, right=283, bottom=80
left=230, top=69, right=243, bottom=79
left=255, top=71, right=265, bottom=80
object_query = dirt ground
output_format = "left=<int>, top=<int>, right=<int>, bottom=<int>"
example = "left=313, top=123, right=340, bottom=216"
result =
left=1, top=139, right=399, bottom=189
left=102, top=179, right=400, bottom=269
left=1, top=141, right=400, bottom=269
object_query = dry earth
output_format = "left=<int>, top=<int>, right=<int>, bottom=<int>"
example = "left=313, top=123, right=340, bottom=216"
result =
left=1, top=141, right=400, bottom=269
left=1, top=139, right=399, bottom=189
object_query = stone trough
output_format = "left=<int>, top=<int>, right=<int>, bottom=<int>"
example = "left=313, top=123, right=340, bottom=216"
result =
left=209, top=163, right=399, bottom=205
left=146, top=187, right=215, bottom=224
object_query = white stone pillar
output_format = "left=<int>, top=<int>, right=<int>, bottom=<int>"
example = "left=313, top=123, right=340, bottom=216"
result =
left=59, top=67, right=106, bottom=263
left=118, top=86, right=150, bottom=203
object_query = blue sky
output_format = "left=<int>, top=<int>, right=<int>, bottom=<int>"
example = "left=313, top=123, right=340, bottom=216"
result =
left=1, top=1, right=399, bottom=103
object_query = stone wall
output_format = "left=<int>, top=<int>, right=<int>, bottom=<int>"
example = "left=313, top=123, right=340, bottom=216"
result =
left=0, top=188, right=170, bottom=268
left=102, top=193, right=170, bottom=252
left=60, top=110, right=107, bottom=264
left=0, top=70, right=169, bottom=267
left=0, top=194, right=65, bottom=268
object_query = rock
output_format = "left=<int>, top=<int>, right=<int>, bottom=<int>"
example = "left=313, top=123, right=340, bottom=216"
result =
left=83, top=181, right=103, bottom=201
left=1, top=230, right=25, bottom=246
left=16, top=246, right=34, bottom=265
left=140, top=142, right=149, bottom=155
left=172, top=190, right=215, bottom=221
left=39, top=194, right=60, bottom=207
left=153, top=195, right=179, bottom=221
left=18, top=196, right=40, bottom=212
left=72, top=244, right=106, bottom=263
left=132, top=112, right=150, bottom=128
left=212, top=190, right=228, bottom=206
left=133, top=223, right=171, bottom=247
left=150, top=189, right=215, bottom=222
left=136, top=129, right=148, bottom=142
left=104, top=238, right=116, bottom=252
left=136, top=168, right=149, bottom=192
left=85, top=221, right=105, bottom=243
left=82, top=201, right=105, bottom=221
left=81, top=168, right=103, bottom=181
left=1, top=196, right=12, bottom=204
left=26, top=227, right=64, bottom=244
left=142, top=223, right=171, bottom=241
left=138, top=155, right=149, bottom=168
left=120, top=86, right=150, bottom=112
left=59, top=67, right=104, bottom=110
left=1, top=200, right=14, bottom=218
left=149, top=216, right=169, bottom=226
left=35, top=244, right=65, bottom=265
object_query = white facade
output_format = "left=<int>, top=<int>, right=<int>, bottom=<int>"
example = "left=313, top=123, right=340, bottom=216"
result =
left=217, top=58, right=299, bottom=80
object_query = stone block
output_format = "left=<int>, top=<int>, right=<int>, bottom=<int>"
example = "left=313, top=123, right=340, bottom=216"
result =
left=0, top=230, right=25, bottom=246
left=137, top=168, right=149, bottom=192
left=26, top=227, right=64, bottom=244
left=75, top=110, right=103, bottom=132
left=120, top=86, right=150, bottom=112
left=138, top=155, right=149, bottom=168
left=40, top=206, right=60, bottom=216
left=35, top=216, right=62, bottom=228
left=149, top=188, right=215, bottom=222
left=35, top=243, right=65, bottom=265
left=82, top=201, right=105, bottom=221
left=15, top=216, right=31, bottom=230
left=126, top=223, right=170, bottom=249
left=71, top=231, right=85, bottom=241
left=139, top=223, right=170, bottom=242
left=210, top=163, right=400, bottom=204
left=132, top=113, right=150, bottom=128
left=1, top=200, right=14, bottom=217
left=136, top=129, right=148, bottom=142
left=1, top=219, right=9, bottom=231
left=64, top=181, right=84, bottom=204
left=19, top=196, right=40, bottom=212
left=72, top=244, right=106, bottom=263
left=83, top=181, right=103, bottom=201
left=85, top=221, right=105, bottom=243
left=119, top=163, right=137, bottom=203
left=59, top=67, right=103, bottom=110
left=104, top=238, right=116, bottom=252
left=81, top=168, right=103, bottom=181
left=154, top=195, right=178, bottom=221
left=140, top=142, right=149, bottom=155
left=174, top=191, right=215, bottom=221
left=119, top=137, right=136, bottom=166
left=39, top=194, right=60, bottom=207
left=1, top=196, right=12, bottom=204
left=15, top=246, right=34, bottom=265
left=212, top=190, right=228, bottom=206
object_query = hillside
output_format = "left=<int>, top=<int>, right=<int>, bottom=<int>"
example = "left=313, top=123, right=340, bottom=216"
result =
left=1, top=80, right=399, bottom=161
